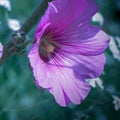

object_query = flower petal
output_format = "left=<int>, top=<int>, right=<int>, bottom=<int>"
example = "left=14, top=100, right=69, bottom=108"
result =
left=78, top=0, right=99, bottom=22
left=49, top=52, right=106, bottom=79
left=72, top=54, right=106, bottom=80
left=57, top=23, right=109, bottom=56
left=28, top=43, right=51, bottom=88
left=48, top=66, right=90, bottom=106
left=35, top=0, right=87, bottom=36
left=49, top=76, right=70, bottom=106
left=0, top=43, right=3, bottom=58
left=35, top=0, right=99, bottom=38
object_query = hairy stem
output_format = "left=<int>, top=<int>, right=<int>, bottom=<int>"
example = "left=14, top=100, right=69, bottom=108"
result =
left=0, top=0, right=53, bottom=66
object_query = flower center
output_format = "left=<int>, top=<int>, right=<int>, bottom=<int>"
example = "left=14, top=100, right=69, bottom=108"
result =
left=38, top=35, right=59, bottom=62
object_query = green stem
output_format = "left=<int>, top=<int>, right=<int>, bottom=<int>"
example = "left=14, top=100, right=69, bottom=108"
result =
left=20, top=0, right=53, bottom=34
left=0, top=0, right=53, bottom=66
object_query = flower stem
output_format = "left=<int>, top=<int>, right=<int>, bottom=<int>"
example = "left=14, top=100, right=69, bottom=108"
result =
left=20, top=0, right=53, bottom=34
left=0, top=0, right=53, bottom=66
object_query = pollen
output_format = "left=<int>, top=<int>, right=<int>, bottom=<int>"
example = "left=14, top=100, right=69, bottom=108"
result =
left=38, top=35, right=59, bottom=62
left=46, top=44, right=54, bottom=53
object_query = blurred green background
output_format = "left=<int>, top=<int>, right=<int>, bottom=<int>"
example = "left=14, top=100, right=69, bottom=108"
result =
left=0, top=0, right=120, bottom=120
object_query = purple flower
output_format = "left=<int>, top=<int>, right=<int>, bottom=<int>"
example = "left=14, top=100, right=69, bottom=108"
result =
left=28, top=0, right=109, bottom=106
left=0, top=43, right=3, bottom=58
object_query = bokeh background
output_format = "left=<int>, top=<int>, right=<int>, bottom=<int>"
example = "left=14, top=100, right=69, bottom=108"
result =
left=0, top=0, right=120, bottom=120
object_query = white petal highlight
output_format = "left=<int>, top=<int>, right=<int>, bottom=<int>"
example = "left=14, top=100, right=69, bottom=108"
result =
left=8, top=19, right=21, bottom=31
